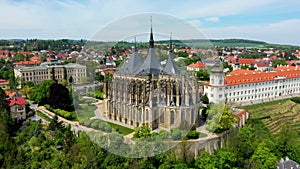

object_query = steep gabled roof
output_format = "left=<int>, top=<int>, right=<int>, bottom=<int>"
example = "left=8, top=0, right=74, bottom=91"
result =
left=117, top=51, right=144, bottom=75
left=135, top=48, right=163, bottom=76
left=163, top=53, right=180, bottom=75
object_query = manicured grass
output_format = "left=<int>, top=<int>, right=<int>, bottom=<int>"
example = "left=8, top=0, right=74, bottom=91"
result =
left=107, top=122, right=134, bottom=135
left=77, top=105, right=97, bottom=119
left=36, top=110, right=52, bottom=122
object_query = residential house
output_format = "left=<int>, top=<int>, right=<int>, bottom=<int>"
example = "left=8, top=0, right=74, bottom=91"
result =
left=187, top=62, right=206, bottom=71
left=0, top=79, right=10, bottom=90
left=6, top=91, right=26, bottom=121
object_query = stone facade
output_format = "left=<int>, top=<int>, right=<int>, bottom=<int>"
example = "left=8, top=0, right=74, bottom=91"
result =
left=14, top=62, right=86, bottom=87
left=103, top=29, right=201, bottom=130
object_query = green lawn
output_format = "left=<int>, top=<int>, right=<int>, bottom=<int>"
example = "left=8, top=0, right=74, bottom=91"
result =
left=77, top=105, right=97, bottom=119
left=107, top=122, right=134, bottom=135
left=36, top=110, right=52, bottom=122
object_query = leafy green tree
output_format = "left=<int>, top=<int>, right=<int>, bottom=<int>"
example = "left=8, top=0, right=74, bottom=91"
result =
left=251, top=141, right=277, bottom=169
left=201, top=94, right=209, bottom=104
left=29, top=80, right=55, bottom=104
left=272, top=59, right=287, bottom=68
left=47, top=83, right=73, bottom=111
left=197, top=70, right=210, bottom=81
left=177, top=51, right=189, bottom=58
left=19, top=85, right=33, bottom=98
left=133, top=125, right=151, bottom=138
left=206, top=104, right=238, bottom=133
left=213, top=149, right=237, bottom=169
left=13, top=52, right=26, bottom=61
left=195, top=151, right=216, bottom=169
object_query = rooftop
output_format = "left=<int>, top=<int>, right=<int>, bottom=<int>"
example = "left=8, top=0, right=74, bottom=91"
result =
left=187, top=61, right=206, bottom=69
left=9, top=97, right=26, bottom=107
left=225, top=66, right=300, bottom=86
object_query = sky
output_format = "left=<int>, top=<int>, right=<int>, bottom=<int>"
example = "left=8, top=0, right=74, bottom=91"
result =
left=1, top=0, right=300, bottom=45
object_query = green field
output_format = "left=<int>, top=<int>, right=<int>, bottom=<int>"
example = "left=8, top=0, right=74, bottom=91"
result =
left=107, top=122, right=134, bottom=135
left=241, top=99, right=300, bottom=135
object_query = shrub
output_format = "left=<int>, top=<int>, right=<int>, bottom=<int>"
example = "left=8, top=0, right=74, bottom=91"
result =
left=171, top=128, right=182, bottom=140
left=186, top=130, right=200, bottom=139
left=291, top=97, right=300, bottom=103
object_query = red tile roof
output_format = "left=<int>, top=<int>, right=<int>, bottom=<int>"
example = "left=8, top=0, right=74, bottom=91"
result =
left=231, top=58, right=256, bottom=65
left=0, top=55, right=8, bottom=59
left=225, top=67, right=300, bottom=86
left=187, top=62, right=206, bottom=69
left=9, top=97, right=26, bottom=107
left=0, top=79, right=9, bottom=85
left=270, top=55, right=278, bottom=60
left=5, top=91, right=16, bottom=98
left=14, top=61, right=41, bottom=66
left=0, top=50, right=9, bottom=55
left=30, top=55, right=41, bottom=62
left=255, top=62, right=268, bottom=67
left=228, top=69, right=255, bottom=76
left=236, top=109, right=247, bottom=117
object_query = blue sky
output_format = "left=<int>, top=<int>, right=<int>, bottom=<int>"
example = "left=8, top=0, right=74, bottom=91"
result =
left=1, top=0, right=300, bottom=45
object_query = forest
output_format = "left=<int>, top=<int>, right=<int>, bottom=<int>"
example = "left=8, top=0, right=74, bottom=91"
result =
left=1, top=83, right=300, bottom=168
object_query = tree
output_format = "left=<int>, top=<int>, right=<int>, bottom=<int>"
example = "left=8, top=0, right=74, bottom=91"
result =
left=201, top=94, right=209, bottom=104
left=213, top=149, right=237, bottom=169
left=29, top=80, right=55, bottom=104
left=206, top=104, right=238, bottom=133
left=195, top=151, right=216, bottom=169
left=0, top=87, right=9, bottom=111
left=51, top=67, right=56, bottom=82
left=19, top=85, right=33, bottom=98
left=13, top=53, right=26, bottom=62
left=197, top=70, right=210, bottom=81
left=251, top=141, right=277, bottom=169
left=272, top=59, right=287, bottom=68
left=133, top=125, right=151, bottom=138
left=68, top=76, right=73, bottom=84
left=47, top=83, right=73, bottom=111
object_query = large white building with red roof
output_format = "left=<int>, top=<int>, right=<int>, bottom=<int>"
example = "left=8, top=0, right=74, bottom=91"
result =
left=204, top=59, right=300, bottom=104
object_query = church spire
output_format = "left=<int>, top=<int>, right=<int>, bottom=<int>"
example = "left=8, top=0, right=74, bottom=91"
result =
left=134, top=37, right=137, bottom=52
left=169, top=32, right=172, bottom=53
left=149, top=16, right=154, bottom=48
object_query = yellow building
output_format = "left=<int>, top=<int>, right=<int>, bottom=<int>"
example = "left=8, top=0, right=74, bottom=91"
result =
left=14, top=62, right=86, bottom=88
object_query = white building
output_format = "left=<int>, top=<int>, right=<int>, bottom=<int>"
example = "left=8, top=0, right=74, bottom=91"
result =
left=204, top=59, right=300, bottom=104
left=14, top=62, right=86, bottom=87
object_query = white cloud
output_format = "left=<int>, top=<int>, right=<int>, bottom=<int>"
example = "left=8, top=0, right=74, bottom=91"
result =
left=205, top=17, right=220, bottom=22
left=0, top=0, right=299, bottom=45
left=188, top=19, right=203, bottom=27
left=202, top=19, right=300, bottom=45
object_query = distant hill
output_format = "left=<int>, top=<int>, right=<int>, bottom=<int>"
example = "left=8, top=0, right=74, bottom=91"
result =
left=156, top=38, right=299, bottom=49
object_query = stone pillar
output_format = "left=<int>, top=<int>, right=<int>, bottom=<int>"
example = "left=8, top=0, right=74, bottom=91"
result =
left=176, top=82, right=180, bottom=106
left=167, top=79, right=171, bottom=106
